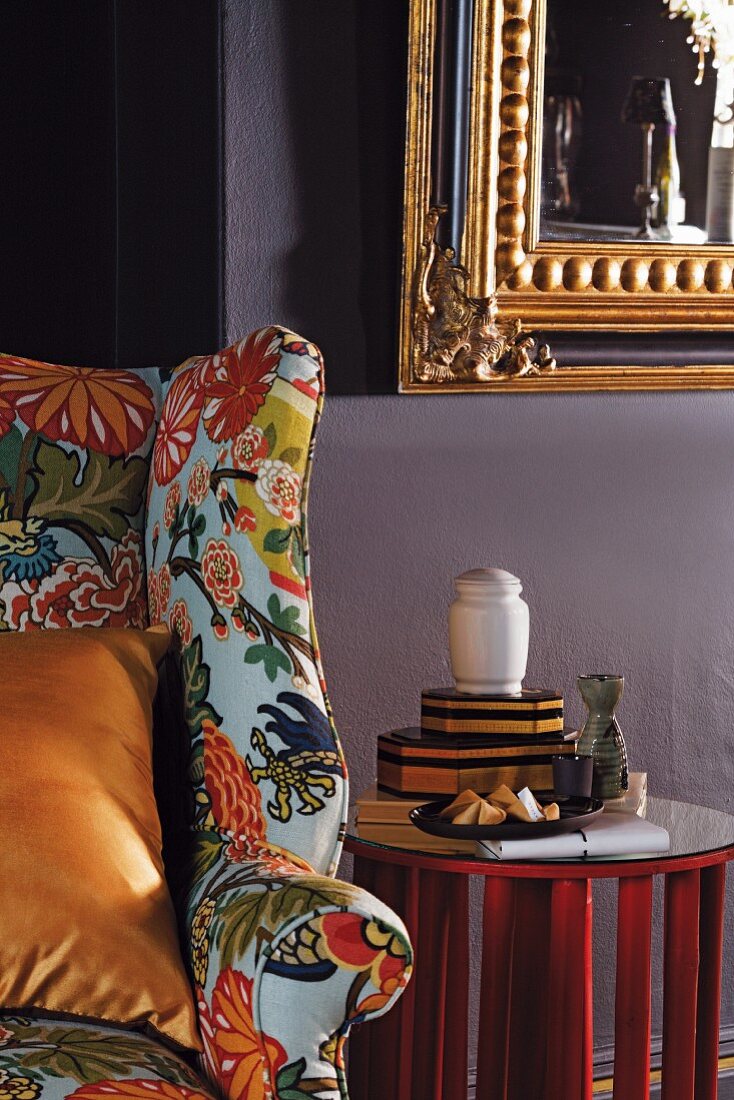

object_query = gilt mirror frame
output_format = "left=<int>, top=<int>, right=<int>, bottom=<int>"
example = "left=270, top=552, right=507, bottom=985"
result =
left=400, top=0, right=734, bottom=393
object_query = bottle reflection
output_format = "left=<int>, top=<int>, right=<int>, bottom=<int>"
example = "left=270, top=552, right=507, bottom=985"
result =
left=541, top=21, right=583, bottom=221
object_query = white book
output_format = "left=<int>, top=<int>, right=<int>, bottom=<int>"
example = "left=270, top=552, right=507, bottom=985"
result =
left=476, top=812, right=669, bottom=861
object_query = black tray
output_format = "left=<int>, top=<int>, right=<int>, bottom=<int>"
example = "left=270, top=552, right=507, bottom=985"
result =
left=410, top=792, right=604, bottom=840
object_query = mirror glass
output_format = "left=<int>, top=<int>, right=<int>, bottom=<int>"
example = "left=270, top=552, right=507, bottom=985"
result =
left=540, top=0, right=730, bottom=244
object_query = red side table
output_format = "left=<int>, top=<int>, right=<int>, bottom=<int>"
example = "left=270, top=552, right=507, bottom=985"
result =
left=345, top=798, right=734, bottom=1100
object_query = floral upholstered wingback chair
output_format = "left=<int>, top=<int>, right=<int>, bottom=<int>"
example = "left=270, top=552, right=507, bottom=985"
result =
left=0, top=329, right=412, bottom=1100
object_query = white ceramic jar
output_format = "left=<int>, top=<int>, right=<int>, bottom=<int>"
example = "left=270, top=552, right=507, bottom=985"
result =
left=448, top=568, right=530, bottom=695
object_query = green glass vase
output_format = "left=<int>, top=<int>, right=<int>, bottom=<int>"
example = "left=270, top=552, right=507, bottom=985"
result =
left=576, top=675, right=629, bottom=799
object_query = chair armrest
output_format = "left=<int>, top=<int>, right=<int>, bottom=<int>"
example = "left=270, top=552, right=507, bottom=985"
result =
left=185, top=831, right=413, bottom=1100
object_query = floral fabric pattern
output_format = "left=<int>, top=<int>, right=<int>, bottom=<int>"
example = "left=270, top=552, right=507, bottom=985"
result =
left=153, top=370, right=204, bottom=488
left=202, top=720, right=266, bottom=840
left=197, top=969, right=286, bottom=1100
left=0, top=360, right=156, bottom=455
left=184, top=834, right=412, bottom=1100
left=0, top=354, right=161, bottom=631
left=0, top=1017, right=215, bottom=1100
left=200, top=332, right=280, bottom=444
left=145, top=328, right=347, bottom=875
left=0, top=333, right=412, bottom=1100
left=143, top=330, right=412, bottom=1098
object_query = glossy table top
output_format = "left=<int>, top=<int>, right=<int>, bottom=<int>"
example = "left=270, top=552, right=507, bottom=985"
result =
left=345, top=797, right=734, bottom=874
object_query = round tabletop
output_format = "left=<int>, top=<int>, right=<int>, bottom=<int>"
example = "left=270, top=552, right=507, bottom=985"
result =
left=344, top=797, right=734, bottom=878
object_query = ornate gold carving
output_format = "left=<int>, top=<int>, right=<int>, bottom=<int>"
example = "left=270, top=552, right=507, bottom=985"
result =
left=411, top=205, right=555, bottom=383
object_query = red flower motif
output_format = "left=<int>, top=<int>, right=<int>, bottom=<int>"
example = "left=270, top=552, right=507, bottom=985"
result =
left=4, top=532, right=146, bottom=630
left=153, top=367, right=205, bottom=485
left=224, top=835, right=310, bottom=875
left=314, top=912, right=411, bottom=1016
left=200, top=538, right=243, bottom=608
left=212, top=617, right=229, bottom=641
left=187, top=456, right=211, bottom=507
left=197, top=968, right=286, bottom=1100
left=234, top=506, right=257, bottom=534
left=203, top=719, right=265, bottom=839
left=163, top=481, right=181, bottom=529
left=69, top=1080, right=213, bottom=1100
left=158, top=562, right=171, bottom=616
left=169, top=598, right=193, bottom=648
left=0, top=357, right=155, bottom=455
left=318, top=913, right=379, bottom=969
left=231, top=425, right=269, bottom=472
left=202, top=330, right=280, bottom=443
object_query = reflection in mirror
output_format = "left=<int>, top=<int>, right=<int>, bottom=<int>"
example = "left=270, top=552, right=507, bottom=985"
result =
left=540, top=0, right=730, bottom=244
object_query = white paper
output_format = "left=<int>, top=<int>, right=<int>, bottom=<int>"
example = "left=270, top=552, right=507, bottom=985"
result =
left=517, top=787, right=545, bottom=821
left=475, top=813, right=669, bottom=861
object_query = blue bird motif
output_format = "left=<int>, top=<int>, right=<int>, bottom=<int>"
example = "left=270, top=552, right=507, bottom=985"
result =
left=246, top=691, right=343, bottom=821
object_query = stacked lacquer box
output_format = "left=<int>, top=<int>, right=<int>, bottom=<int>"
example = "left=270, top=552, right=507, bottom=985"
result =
left=377, top=687, right=572, bottom=796
left=357, top=686, right=575, bottom=852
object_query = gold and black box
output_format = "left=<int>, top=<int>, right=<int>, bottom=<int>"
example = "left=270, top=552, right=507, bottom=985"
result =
left=421, top=687, right=563, bottom=737
left=377, top=725, right=576, bottom=797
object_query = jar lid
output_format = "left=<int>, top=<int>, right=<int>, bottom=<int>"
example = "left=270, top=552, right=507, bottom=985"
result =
left=455, top=568, right=521, bottom=585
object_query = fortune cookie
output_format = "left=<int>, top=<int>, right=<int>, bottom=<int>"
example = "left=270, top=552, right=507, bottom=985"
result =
left=438, top=789, right=482, bottom=820
left=439, top=789, right=507, bottom=826
left=477, top=800, right=506, bottom=825
left=440, top=785, right=554, bottom=826
left=452, top=800, right=483, bottom=825
left=452, top=799, right=506, bottom=825
left=488, top=784, right=559, bottom=823
left=488, top=783, right=535, bottom=822
left=485, top=784, right=516, bottom=810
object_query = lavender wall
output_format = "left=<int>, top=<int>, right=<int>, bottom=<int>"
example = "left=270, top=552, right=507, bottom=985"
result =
left=223, top=0, right=734, bottom=1067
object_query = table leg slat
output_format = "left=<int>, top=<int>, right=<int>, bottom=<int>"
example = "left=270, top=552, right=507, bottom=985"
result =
left=411, top=869, right=457, bottom=1100
left=507, top=879, right=553, bottom=1100
left=476, top=877, right=517, bottom=1100
left=661, top=869, right=701, bottom=1100
left=545, top=878, right=592, bottom=1100
left=695, top=863, right=726, bottom=1100
left=613, top=875, right=653, bottom=1100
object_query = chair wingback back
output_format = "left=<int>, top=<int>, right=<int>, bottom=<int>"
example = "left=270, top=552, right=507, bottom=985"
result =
left=0, top=355, right=161, bottom=631
left=145, top=329, right=347, bottom=876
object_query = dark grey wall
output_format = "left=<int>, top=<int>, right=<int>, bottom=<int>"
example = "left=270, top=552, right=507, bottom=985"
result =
left=223, top=0, right=405, bottom=394
left=0, top=1, right=222, bottom=370
left=223, top=0, right=734, bottom=1061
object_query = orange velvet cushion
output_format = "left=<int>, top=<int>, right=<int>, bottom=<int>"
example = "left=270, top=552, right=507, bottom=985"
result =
left=0, top=624, right=201, bottom=1051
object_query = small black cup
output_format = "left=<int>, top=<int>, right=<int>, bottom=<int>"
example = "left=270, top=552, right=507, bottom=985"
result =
left=552, top=754, right=594, bottom=799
